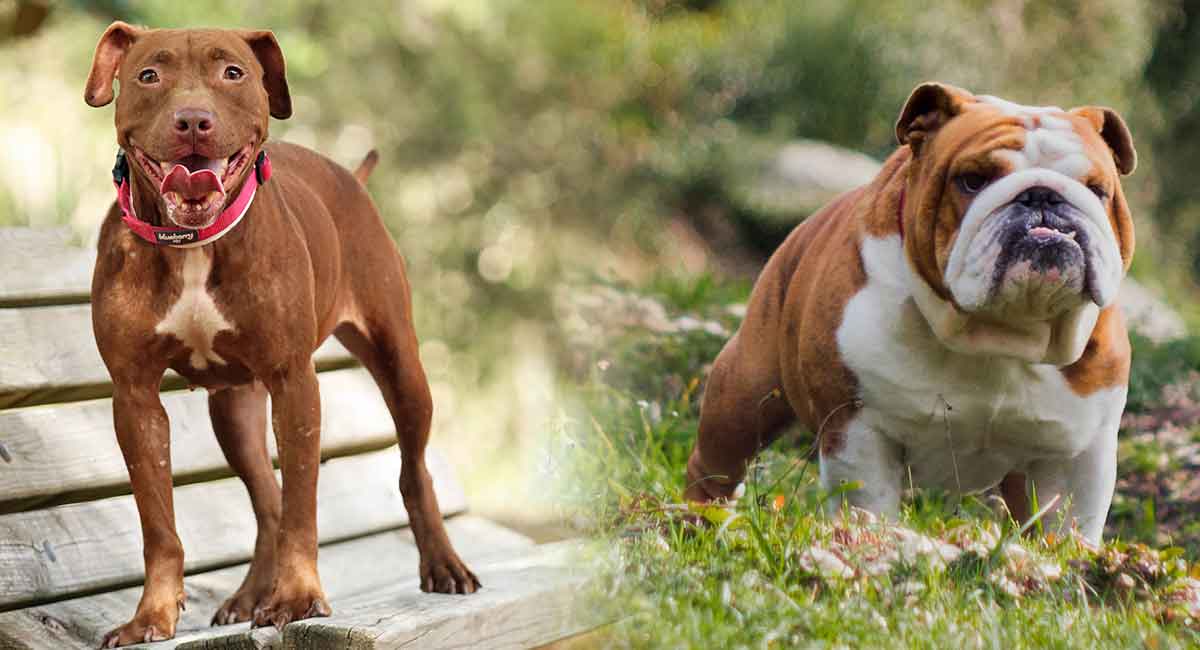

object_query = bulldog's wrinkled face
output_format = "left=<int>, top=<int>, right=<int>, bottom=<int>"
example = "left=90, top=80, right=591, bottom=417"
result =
left=897, top=84, right=1135, bottom=338
left=84, top=23, right=291, bottom=229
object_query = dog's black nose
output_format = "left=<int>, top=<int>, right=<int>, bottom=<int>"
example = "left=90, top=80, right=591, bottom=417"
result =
left=1014, top=186, right=1064, bottom=208
left=173, top=108, right=215, bottom=135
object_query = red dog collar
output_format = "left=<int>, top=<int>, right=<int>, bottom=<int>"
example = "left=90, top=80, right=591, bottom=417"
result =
left=113, top=150, right=272, bottom=247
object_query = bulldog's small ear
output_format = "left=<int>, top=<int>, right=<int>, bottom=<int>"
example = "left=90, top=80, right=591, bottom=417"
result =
left=1071, top=106, right=1136, bottom=175
left=895, top=82, right=974, bottom=153
left=84, top=21, right=141, bottom=107
left=240, top=30, right=292, bottom=119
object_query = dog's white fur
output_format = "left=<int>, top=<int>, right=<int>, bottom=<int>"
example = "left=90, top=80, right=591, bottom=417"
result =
left=829, top=235, right=1123, bottom=542
left=155, top=249, right=234, bottom=369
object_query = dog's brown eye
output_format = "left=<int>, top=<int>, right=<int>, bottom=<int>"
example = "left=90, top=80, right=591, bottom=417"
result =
left=137, top=69, right=159, bottom=84
left=956, top=173, right=989, bottom=194
left=1088, top=184, right=1108, bottom=200
left=223, top=65, right=245, bottom=81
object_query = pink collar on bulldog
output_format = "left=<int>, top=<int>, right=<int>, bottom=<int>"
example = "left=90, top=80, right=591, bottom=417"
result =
left=114, top=150, right=272, bottom=248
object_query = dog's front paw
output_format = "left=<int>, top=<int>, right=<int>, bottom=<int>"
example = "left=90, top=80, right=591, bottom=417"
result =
left=250, top=579, right=330, bottom=629
left=99, top=596, right=183, bottom=648
left=420, top=550, right=481, bottom=595
left=211, top=581, right=274, bottom=626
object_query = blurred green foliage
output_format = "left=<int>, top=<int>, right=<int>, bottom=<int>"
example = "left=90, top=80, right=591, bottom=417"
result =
left=2, top=0, right=1195, bottom=316
left=1128, top=332, right=1200, bottom=412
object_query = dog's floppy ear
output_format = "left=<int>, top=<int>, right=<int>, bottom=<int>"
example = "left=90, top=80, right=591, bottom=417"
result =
left=240, top=30, right=292, bottom=120
left=84, top=21, right=141, bottom=107
left=895, top=82, right=974, bottom=154
left=1070, top=106, right=1137, bottom=175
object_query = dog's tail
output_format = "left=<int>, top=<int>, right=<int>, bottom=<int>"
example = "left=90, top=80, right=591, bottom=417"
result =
left=353, top=150, right=379, bottom=184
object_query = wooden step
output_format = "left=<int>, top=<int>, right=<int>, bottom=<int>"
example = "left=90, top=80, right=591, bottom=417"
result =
left=0, top=448, right=465, bottom=610
left=0, top=368, right=397, bottom=514
left=0, top=516, right=540, bottom=649
left=0, top=227, right=95, bottom=308
left=0, top=303, right=356, bottom=410
left=277, top=542, right=594, bottom=650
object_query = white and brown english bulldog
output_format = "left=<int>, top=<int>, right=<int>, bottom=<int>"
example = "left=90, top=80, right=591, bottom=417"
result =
left=684, top=82, right=1137, bottom=543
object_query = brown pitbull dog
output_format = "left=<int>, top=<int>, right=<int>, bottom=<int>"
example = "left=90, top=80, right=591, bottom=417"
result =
left=84, top=22, right=478, bottom=647
left=685, top=83, right=1136, bottom=544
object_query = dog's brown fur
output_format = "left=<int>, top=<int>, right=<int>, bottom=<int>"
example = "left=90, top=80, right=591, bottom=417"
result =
left=683, top=85, right=1135, bottom=514
left=85, top=22, right=477, bottom=647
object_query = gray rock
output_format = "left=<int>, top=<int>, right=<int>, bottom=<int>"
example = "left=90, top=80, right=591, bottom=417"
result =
left=732, top=139, right=882, bottom=219
left=1119, top=279, right=1188, bottom=342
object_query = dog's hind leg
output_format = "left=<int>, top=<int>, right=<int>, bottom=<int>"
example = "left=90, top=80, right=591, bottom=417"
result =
left=334, top=280, right=480, bottom=595
left=208, top=382, right=280, bottom=625
left=685, top=331, right=797, bottom=503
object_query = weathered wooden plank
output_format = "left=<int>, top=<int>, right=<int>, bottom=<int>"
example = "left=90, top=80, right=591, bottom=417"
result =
left=0, top=304, right=356, bottom=410
left=0, top=517, right=534, bottom=649
left=0, top=368, right=396, bottom=514
left=171, top=629, right=279, bottom=650
left=0, top=228, right=95, bottom=308
left=281, top=542, right=593, bottom=650
left=167, top=518, right=538, bottom=650
left=0, top=448, right=465, bottom=610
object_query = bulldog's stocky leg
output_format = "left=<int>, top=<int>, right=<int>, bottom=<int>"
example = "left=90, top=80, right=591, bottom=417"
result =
left=685, top=332, right=796, bottom=502
left=1021, top=430, right=1117, bottom=544
left=819, top=416, right=904, bottom=519
left=208, top=383, right=280, bottom=625
left=101, top=381, right=185, bottom=648
left=252, top=358, right=331, bottom=628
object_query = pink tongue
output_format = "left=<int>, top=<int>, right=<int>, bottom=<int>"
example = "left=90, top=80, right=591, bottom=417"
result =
left=160, top=164, right=225, bottom=201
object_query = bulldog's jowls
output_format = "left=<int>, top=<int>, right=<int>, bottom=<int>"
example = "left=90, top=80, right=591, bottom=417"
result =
left=685, top=83, right=1136, bottom=543
left=85, top=23, right=478, bottom=648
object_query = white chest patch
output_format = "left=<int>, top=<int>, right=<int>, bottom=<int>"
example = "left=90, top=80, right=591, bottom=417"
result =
left=977, top=95, right=1090, bottom=178
left=835, top=235, right=1125, bottom=492
left=155, top=249, right=234, bottom=370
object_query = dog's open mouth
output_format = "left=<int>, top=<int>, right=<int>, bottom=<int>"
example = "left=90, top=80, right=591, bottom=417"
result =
left=1026, top=224, right=1078, bottom=246
left=131, top=146, right=253, bottom=228
left=987, top=206, right=1094, bottom=311
left=1010, top=210, right=1085, bottom=260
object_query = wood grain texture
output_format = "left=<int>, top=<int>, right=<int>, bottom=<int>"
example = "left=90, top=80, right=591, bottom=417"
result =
left=0, top=368, right=397, bottom=514
left=0, top=304, right=355, bottom=410
left=0, top=228, right=95, bottom=308
left=0, top=448, right=465, bottom=610
left=280, top=542, right=594, bottom=650
left=167, top=519, right=539, bottom=650
left=0, top=517, right=535, bottom=649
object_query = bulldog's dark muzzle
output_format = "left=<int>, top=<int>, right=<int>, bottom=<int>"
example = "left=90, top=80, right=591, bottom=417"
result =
left=990, top=185, right=1100, bottom=304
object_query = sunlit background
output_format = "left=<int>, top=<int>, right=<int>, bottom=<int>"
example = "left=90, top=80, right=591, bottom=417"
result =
left=2, top=0, right=1199, bottom=535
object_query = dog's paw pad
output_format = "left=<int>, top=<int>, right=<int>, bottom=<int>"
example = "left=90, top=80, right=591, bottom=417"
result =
left=421, top=555, right=482, bottom=595
left=98, top=617, right=173, bottom=648
left=211, top=587, right=272, bottom=626
left=250, top=588, right=330, bottom=629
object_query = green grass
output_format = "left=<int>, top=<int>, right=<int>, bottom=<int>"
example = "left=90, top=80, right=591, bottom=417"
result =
left=558, top=278, right=1200, bottom=648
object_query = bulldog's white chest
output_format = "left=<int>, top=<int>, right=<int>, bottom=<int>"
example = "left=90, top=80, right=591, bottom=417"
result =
left=155, top=249, right=234, bottom=370
left=835, top=235, right=1124, bottom=493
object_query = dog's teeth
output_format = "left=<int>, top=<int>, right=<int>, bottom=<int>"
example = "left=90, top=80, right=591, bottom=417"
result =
left=1065, top=231, right=1076, bottom=240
